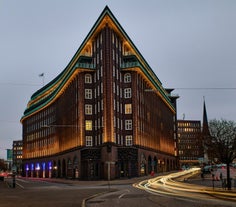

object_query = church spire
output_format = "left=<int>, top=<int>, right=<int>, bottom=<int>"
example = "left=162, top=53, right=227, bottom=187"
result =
left=202, top=97, right=210, bottom=135
left=202, top=97, right=210, bottom=163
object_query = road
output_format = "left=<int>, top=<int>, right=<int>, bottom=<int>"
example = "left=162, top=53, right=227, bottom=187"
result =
left=86, top=169, right=236, bottom=207
left=0, top=177, right=108, bottom=207
left=1, top=169, right=235, bottom=207
left=136, top=168, right=236, bottom=202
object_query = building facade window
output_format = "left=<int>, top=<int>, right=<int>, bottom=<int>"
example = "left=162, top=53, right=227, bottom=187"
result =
left=85, top=104, right=92, bottom=115
left=85, top=89, right=92, bottom=99
left=124, top=88, right=132, bottom=98
left=85, top=74, right=92, bottom=83
left=125, top=135, right=133, bottom=146
left=124, top=73, right=131, bottom=83
left=86, top=136, right=93, bottom=146
left=125, top=120, right=132, bottom=130
left=85, top=120, right=93, bottom=131
left=125, top=104, right=132, bottom=114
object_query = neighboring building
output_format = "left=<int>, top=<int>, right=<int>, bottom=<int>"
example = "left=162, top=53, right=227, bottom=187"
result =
left=21, top=6, right=178, bottom=180
left=12, top=140, right=23, bottom=174
left=0, top=159, right=7, bottom=171
left=6, top=149, right=13, bottom=171
left=177, top=120, right=204, bottom=167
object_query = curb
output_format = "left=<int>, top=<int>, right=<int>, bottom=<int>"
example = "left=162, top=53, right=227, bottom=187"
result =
left=81, top=189, right=117, bottom=207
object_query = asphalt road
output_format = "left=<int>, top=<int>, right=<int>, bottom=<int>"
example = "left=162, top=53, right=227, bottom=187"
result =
left=86, top=186, right=234, bottom=207
left=0, top=178, right=108, bottom=207
left=0, top=169, right=235, bottom=207
left=86, top=169, right=236, bottom=207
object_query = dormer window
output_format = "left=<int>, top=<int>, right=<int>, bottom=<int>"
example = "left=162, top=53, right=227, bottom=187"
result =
left=85, top=74, right=92, bottom=83
left=124, top=73, right=131, bottom=83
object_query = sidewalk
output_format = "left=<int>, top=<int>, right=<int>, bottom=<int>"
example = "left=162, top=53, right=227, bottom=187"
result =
left=18, top=175, right=153, bottom=187
left=183, top=172, right=236, bottom=193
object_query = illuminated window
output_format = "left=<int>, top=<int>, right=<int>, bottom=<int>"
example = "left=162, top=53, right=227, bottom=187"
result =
left=85, top=89, right=92, bottom=99
left=85, top=74, right=92, bottom=83
left=86, top=136, right=93, bottom=146
left=125, top=120, right=132, bottom=130
left=124, top=73, right=131, bottom=83
left=124, top=88, right=132, bottom=98
left=85, top=120, right=92, bottom=131
left=125, top=104, right=132, bottom=114
left=85, top=104, right=92, bottom=115
left=125, top=135, right=133, bottom=146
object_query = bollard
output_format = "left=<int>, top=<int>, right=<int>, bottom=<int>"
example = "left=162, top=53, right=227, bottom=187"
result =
left=12, top=174, right=16, bottom=188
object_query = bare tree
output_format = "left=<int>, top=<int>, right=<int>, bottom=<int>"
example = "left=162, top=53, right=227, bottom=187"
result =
left=208, top=119, right=236, bottom=190
left=0, top=159, right=7, bottom=171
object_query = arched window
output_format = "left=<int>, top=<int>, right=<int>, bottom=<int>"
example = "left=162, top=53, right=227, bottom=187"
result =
left=124, top=73, right=131, bottom=83
left=85, top=74, right=92, bottom=83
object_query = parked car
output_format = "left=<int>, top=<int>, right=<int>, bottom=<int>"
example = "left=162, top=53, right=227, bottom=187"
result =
left=202, top=165, right=212, bottom=174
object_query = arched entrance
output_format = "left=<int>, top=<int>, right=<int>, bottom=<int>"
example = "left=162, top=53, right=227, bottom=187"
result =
left=62, top=159, right=66, bottom=178
left=153, top=156, right=158, bottom=173
left=73, top=156, right=79, bottom=179
left=140, top=153, right=146, bottom=176
left=67, top=158, right=72, bottom=178
left=148, top=156, right=152, bottom=174
left=57, top=160, right=61, bottom=178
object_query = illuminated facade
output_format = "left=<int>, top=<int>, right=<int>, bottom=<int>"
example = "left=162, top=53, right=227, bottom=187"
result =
left=21, top=6, right=178, bottom=180
left=177, top=120, right=204, bottom=167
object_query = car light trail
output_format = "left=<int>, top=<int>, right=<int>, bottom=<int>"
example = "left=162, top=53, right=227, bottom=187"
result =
left=133, top=168, right=236, bottom=202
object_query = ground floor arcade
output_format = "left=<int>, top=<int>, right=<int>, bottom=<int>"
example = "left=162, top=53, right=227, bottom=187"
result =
left=22, top=146, right=178, bottom=180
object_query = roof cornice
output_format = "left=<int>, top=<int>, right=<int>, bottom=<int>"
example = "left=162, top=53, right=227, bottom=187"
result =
left=22, top=6, right=175, bottom=121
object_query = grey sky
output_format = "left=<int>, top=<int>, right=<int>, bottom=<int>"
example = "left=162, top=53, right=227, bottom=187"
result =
left=0, top=0, right=236, bottom=159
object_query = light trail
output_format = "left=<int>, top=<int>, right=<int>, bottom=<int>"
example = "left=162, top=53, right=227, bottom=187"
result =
left=133, top=168, right=236, bottom=202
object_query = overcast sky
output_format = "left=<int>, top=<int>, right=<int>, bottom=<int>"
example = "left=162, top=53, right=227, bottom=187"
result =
left=0, top=0, right=236, bottom=159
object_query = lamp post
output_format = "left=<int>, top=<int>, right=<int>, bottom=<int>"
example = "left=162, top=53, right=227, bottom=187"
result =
left=12, top=168, right=16, bottom=188
left=212, top=173, right=215, bottom=190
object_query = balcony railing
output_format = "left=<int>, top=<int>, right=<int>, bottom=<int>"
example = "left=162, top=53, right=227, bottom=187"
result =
left=120, top=61, right=141, bottom=69
left=75, top=63, right=95, bottom=69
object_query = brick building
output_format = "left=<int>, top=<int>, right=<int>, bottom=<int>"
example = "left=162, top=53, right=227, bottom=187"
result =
left=21, top=6, right=178, bottom=180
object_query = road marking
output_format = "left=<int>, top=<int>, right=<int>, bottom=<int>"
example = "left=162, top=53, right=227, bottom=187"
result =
left=16, top=182, right=24, bottom=189
left=118, top=189, right=130, bottom=199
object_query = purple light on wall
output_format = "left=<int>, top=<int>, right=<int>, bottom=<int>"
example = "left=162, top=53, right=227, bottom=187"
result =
left=48, top=161, right=52, bottom=170
left=31, top=163, right=34, bottom=171
left=36, top=163, right=40, bottom=170
left=26, top=164, right=29, bottom=171
left=42, top=162, right=46, bottom=170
